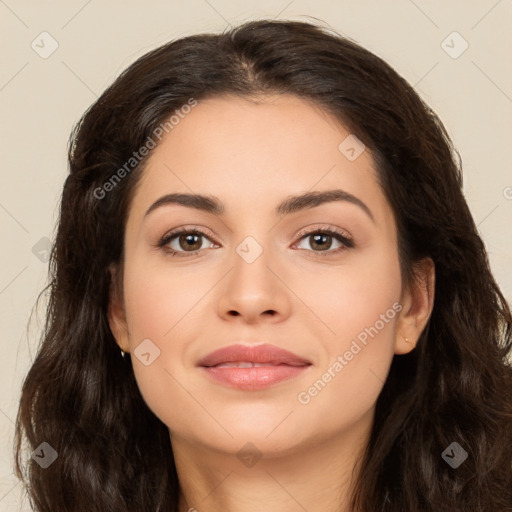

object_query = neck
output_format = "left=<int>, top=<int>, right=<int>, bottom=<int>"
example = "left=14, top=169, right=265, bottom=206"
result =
left=172, top=410, right=372, bottom=512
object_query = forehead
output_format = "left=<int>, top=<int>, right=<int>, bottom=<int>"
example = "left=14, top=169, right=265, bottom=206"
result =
left=129, top=94, right=390, bottom=225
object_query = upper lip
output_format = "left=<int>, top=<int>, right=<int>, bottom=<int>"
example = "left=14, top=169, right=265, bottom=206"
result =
left=197, top=343, right=312, bottom=367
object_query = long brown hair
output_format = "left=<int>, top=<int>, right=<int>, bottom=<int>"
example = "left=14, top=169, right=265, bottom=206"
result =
left=14, top=19, right=512, bottom=511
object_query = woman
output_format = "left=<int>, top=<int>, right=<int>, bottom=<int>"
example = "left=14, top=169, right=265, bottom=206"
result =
left=14, top=18, right=512, bottom=512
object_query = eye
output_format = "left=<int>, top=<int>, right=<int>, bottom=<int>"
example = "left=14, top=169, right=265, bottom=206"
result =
left=293, top=226, right=354, bottom=257
left=158, top=227, right=217, bottom=257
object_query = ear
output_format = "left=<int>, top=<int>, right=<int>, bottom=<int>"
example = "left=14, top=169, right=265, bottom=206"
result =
left=394, top=257, right=435, bottom=355
left=107, top=263, right=130, bottom=353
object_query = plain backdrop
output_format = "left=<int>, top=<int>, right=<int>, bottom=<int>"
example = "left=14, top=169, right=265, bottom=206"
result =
left=1, top=1, right=511, bottom=509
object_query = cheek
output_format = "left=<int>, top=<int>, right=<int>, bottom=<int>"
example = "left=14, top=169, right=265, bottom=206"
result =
left=293, top=245, right=401, bottom=411
left=295, top=322, right=396, bottom=437
left=299, top=239, right=402, bottom=346
left=120, top=254, right=215, bottom=426
left=122, top=253, right=210, bottom=343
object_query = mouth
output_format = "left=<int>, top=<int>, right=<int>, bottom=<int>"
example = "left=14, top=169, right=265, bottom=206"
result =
left=197, top=344, right=312, bottom=390
left=207, top=361, right=309, bottom=368
left=197, top=343, right=311, bottom=368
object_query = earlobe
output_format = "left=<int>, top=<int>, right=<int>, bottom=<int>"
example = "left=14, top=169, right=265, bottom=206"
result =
left=107, top=263, right=130, bottom=353
left=395, top=257, right=435, bottom=355
left=395, top=335, right=416, bottom=355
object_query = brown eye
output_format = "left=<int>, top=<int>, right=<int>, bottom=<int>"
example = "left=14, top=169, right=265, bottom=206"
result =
left=306, top=233, right=335, bottom=251
left=294, top=227, right=354, bottom=256
left=159, top=229, right=216, bottom=257
left=175, top=233, right=204, bottom=252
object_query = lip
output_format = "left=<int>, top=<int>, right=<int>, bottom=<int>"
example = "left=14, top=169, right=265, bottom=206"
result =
left=197, top=343, right=311, bottom=367
left=197, top=343, right=312, bottom=391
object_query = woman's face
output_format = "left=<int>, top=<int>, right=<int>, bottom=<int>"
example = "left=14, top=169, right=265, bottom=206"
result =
left=109, top=93, right=428, bottom=459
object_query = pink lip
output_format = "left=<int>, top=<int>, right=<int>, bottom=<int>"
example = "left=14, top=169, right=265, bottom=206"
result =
left=197, top=343, right=311, bottom=367
left=197, top=343, right=312, bottom=391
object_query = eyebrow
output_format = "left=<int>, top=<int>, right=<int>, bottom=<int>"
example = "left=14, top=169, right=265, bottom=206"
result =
left=144, top=189, right=375, bottom=223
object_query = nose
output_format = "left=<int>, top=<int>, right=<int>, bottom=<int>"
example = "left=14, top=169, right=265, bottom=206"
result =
left=216, top=239, right=292, bottom=325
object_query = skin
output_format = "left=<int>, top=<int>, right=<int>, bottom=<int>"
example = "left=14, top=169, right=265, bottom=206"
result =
left=108, top=94, right=435, bottom=512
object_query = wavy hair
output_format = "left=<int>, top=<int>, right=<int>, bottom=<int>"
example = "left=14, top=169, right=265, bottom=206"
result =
left=14, top=18, right=512, bottom=511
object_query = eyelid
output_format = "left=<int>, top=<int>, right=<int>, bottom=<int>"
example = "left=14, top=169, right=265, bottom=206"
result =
left=160, top=224, right=216, bottom=241
left=294, top=224, right=352, bottom=244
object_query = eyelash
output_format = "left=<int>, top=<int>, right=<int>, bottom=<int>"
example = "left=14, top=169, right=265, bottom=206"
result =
left=157, top=225, right=354, bottom=258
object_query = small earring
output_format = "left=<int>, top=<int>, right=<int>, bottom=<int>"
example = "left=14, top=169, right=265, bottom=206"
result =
left=120, top=349, right=129, bottom=359
left=404, top=336, right=412, bottom=344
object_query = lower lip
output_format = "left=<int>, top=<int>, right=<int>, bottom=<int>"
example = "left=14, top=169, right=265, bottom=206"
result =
left=200, top=364, right=311, bottom=390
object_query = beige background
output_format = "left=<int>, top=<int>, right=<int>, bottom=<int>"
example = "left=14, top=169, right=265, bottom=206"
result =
left=1, top=0, right=511, bottom=509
